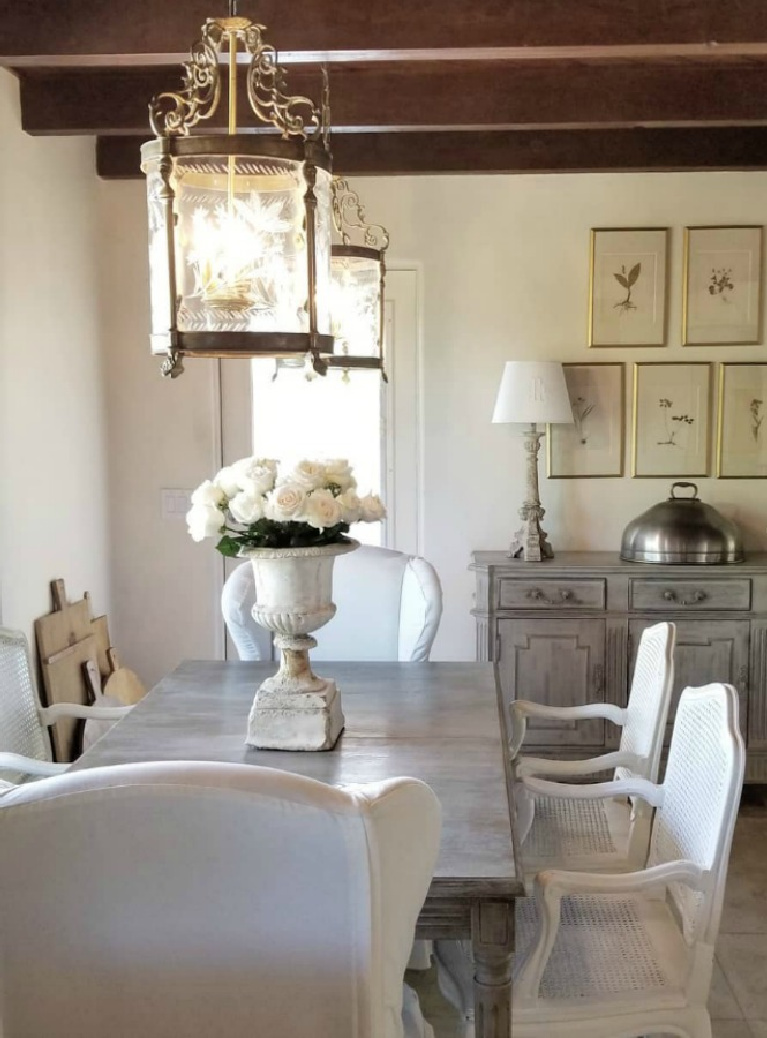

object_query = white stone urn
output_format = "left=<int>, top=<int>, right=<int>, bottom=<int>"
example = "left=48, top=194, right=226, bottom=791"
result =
left=241, top=539, right=358, bottom=751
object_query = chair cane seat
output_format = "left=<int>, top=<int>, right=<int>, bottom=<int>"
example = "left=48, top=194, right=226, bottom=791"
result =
left=515, top=893, right=690, bottom=1011
left=522, top=794, right=633, bottom=874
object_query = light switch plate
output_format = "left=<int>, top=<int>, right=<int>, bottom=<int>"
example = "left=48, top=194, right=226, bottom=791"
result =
left=161, top=489, right=194, bottom=520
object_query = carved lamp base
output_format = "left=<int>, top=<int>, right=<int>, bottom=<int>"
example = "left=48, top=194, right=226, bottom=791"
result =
left=508, top=423, right=556, bottom=563
left=509, top=519, right=554, bottom=562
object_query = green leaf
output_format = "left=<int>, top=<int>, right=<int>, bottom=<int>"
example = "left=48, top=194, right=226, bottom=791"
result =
left=216, top=535, right=241, bottom=558
left=613, top=273, right=629, bottom=288
left=627, top=262, right=642, bottom=286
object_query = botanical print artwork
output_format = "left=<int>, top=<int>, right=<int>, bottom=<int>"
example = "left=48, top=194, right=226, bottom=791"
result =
left=718, top=364, right=767, bottom=478
left=633, top=363, right=711, bottom=477
left=709, top=267, right=734, bottom=302
left=656, top=397, right=695, bottom=448
left=590, top=229, right=668, bottom=347
left=612, top=262, right=642, bottom=314
left=572, top=395, right=596, bottom=445
left=684, top=226, right=763, bottom=345
left=548, top=363, right=624, bottom=478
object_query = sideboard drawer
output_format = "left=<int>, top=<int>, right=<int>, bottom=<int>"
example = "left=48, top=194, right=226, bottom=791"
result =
left=629, top=578, right=751, bottom=611
left=498, top=578, right=606, bottom=610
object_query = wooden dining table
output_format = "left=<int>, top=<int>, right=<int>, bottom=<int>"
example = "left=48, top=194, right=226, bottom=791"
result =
left=72, top=660, right=522, bottom=1038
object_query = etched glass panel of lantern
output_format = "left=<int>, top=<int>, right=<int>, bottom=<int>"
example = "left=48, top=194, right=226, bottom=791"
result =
left=140, top=12, right=334, bottom=378
left=328, top=179, right=389, bottom=378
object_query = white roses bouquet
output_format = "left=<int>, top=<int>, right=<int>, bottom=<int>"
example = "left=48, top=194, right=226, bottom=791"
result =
left=186, top=457, right=386, bottom=556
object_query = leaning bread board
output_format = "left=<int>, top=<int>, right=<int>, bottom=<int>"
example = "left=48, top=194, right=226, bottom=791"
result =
left=40, top=635, right=99, bottom=762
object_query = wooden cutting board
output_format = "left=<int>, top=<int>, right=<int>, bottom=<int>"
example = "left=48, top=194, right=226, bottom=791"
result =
left=34, top=579, right=91, bottom=668
left=103, top=647, right=146, bottom=707
left=90, top=610, right=112, bottom=679
left=41, top=635, right=99, bottom=762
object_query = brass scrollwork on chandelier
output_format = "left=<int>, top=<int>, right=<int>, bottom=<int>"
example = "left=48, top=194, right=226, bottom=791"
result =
left=149, top=20, right=223, bottom=137
left=148, top=15, right=327, bottom=141
left=332, top=179, right=390, bottom=251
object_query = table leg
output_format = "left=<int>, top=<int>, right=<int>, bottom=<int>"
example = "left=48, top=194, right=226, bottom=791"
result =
left=471, top=901, right=514, bottom=1038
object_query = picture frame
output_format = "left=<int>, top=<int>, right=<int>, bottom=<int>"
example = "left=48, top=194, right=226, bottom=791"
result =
left=547, top=362, right=625, bottom=478
left=717, top=362, right=767, bottom=478
left=631, top=362, right=712, bottom=478
left=682, top=225, right=763, bottom=346
left=588, top=227, right=669, bottom=347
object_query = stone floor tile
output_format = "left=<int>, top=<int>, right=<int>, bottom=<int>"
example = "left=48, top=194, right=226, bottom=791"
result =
left=710, top=958, right=746, bottom=1020
left=721, top=871, right=767, bottom=935
left=718, top=934, right=767, bottom=1020
left=711, top=1022, right=756, bottom=1038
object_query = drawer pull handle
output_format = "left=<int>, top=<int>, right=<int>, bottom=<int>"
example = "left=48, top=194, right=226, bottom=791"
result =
left=662, top=589, right=707, bottom=605
left=526, top=587, right=580, bottom=604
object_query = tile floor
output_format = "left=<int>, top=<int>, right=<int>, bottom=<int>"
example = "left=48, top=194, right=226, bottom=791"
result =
left=407, top=785, right=767, bottom=1038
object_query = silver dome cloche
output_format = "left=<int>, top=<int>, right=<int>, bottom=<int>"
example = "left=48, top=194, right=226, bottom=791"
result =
left=620, top=482, right=743, bottom=564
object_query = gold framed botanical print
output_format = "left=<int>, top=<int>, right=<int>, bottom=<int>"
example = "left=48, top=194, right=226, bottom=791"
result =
left=547, top=362, right=625, bottom=478
left=717, top=362, right=767, bottom=478
left=632, top=362, right=712, bottom=478
left=683, top=225, right=763, bottom=346
left=588, top=227, right=669, bottom=347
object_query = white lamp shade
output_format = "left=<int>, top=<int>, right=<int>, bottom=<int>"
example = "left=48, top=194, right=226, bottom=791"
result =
left=492, top=361, right=574, bottom=425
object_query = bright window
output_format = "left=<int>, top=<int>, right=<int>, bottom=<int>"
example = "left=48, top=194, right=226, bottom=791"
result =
left=251, top=361, right=386, bottom=545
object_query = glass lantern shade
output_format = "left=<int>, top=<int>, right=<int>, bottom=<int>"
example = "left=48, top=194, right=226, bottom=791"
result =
left=141, top=136, right=333, bottom=367
left=328, top=246, right=385, bottom=372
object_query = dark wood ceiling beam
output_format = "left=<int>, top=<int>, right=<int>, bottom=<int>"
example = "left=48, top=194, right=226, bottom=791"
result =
left=20, top=62, right=767, bottom=135
left=4, top=0, right=767, bottom=66
left=96, top=127, right=767, bottom=179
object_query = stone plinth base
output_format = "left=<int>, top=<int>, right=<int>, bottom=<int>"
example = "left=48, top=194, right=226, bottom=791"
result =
left=246, top=679, right=345, bottom=751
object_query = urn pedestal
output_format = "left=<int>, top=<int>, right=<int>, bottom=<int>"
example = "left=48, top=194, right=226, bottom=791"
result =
left=242, top=540, right=358, bottom=750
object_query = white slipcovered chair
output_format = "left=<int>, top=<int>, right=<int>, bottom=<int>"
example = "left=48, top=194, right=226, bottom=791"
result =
left=513, top=620, right=676, bottom=882
left=513, top=682, right=745, bottom=1038
left=0, top=627, right=129, bottom=787
left=222, top=544, right=443, bottom=663
left=0, top=760, right=441, bottom=1038
left=222, top=545, right=442, bottom=973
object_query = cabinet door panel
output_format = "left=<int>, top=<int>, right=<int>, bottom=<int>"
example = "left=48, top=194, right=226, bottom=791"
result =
left=628, top=619, right=749, bottom=742
left=497, top=618, right=606, bottom=749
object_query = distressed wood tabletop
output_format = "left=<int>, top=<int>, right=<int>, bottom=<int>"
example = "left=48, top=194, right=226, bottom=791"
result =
left=73, top=660, right=520, bottom=896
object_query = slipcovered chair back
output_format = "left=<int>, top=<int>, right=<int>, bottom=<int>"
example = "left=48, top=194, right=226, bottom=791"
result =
left=0, top=761, right=441, bottom=1038
left=222, top=545, right=443, bottom=662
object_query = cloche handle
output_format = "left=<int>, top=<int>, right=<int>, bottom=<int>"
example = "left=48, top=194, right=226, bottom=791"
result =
left=671, top=481, right=698, bottom=500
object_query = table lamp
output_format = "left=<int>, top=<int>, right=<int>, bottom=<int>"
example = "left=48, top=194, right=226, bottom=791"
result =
left=492, top=361, right=574, bottom=561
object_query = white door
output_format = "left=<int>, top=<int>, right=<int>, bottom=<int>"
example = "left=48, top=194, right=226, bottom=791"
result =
left=217, top=266, right=422, bottom=658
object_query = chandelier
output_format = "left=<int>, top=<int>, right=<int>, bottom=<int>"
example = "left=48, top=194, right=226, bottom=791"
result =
left=140, top=3, right=334, bottom=378
left=329, top=179, right=389, bottom=379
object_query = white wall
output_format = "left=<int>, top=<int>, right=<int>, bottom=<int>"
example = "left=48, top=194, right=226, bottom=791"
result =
left=98, top=170, right=767, bottom=676
left=96, top=181, right=223, bottom=689
left=356, top=173, right=767, bottom=660
left=0, top=69, right=109, bottom=645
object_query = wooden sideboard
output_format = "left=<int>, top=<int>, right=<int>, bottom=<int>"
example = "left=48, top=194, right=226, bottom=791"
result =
left=472, top=550, right=767, bottom=783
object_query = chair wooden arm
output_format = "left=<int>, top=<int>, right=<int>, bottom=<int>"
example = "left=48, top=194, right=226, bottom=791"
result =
left=0, top=752, right=68, bottom=779
left=39, top=703, right=132, bottom=726
left=509, top=700, right=628, bottom=757
left=515, top=750, right=644, bottom=779
left=521, top=774, right=664, bottom=808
